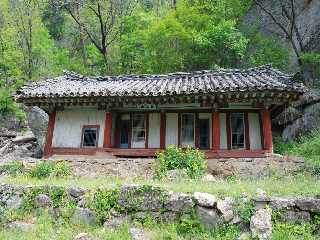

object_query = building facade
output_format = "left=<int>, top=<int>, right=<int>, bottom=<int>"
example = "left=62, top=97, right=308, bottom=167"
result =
left=17, top=65, right=305, bottom=158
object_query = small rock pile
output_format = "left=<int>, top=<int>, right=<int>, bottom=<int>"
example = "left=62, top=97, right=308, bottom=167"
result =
left=0, top=129, right=42, bottom=161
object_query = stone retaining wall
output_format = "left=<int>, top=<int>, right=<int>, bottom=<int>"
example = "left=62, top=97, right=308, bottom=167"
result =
left=0, top=184, right=319, bottom=240
left=43, top=154, right=306, bottom=179
left=207, top=155, right=305, bottom=177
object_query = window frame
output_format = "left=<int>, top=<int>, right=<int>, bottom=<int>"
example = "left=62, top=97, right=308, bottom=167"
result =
left=229, top=112, right=246, bottom=150
left=131, top=113, right=146, bottom=148
left=81, top=125, right=100, bottom=148
left=180, top=113, right=195, bottom=148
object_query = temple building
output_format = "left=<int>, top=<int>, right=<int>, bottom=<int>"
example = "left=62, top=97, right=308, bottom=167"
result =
left=16, top=65, right=305, bottom=158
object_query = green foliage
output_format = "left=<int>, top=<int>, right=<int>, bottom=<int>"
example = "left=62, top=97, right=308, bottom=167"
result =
left=21, top=187, right=46, bottom=212
left=50, top=186, right=66, bottom=208
left=177, top=213, right=204, bottom=235
left=52, top=161, right=71, bottom=177
left=300, top=53, right=320, bottom=86
left=235, top=198, right=255, bottom=223
left=28, top=161, right=72, bottom=179
left=274, top=130, right=320, bottom=175
left=210, top=224, right=241, bottom=240
left=244, top=29, right=291, bottom=71
left=273, top=137, right=297, bottom=155
left=90, top=188, right=122, bottom=224
left=0, top=161, right=24, bottom=176
left=272, top=222, right=317, bottom=240
left=155, top=145, right=207, bottom=179
left=0, top=87, right=25, bottom=120
left=29, top=161, right=54, bottom=179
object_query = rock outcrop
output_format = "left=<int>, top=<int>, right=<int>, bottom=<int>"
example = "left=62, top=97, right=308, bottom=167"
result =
left=243, top=0, right=320, bottom=69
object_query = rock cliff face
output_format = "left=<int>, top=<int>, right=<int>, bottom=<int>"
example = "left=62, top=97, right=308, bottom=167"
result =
left=243, top=0, right=320, bottom=67
left=243, top=0, right=320, bottom=140
left=0, top=106, right=48, bottom=162
left=273, top=90, right=320, bottom=141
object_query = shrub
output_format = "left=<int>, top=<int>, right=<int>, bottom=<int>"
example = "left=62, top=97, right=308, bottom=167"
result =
left=29, top=161, right=53, bottom=179
left=155, top=145, right=206, bottom=179
left=53, top=161, right=71, bottom=177
left=273, top=131, right=320, bottom=175
left=0, top=161, right=24, bottom=176
left=90, top=188, right=122, bottom=224
left=273, top=137, right=297, bottom=155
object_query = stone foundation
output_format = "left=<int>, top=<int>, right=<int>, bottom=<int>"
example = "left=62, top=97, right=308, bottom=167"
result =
left=20, top=154, right=305, bottom=179
left=207, top=154, right=305, bottom=178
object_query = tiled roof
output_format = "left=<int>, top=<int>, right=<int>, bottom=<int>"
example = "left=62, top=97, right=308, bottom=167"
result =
left=17, top=65, right=306, bottom=100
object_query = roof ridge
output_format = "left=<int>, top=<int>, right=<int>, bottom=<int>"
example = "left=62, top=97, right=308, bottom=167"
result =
left=62, top=64, right=277, bottom=81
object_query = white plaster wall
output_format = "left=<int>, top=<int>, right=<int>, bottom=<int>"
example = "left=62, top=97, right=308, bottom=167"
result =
left=166, top=113, right=178, bottom=146
left=148, top=113, right=160, bottom=148
left=248, top=113, right=262, bottom=150
left=199, top=113, right=212, bottom=148
left=52, top=109, right=105, bottom=148
left=219, top=113, right=228, bottom=149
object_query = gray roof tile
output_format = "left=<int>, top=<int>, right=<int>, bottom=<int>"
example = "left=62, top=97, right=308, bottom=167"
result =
left=17, top=65, right=306, bottom=100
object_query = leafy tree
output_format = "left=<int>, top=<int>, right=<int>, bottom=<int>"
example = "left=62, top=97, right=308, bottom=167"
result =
left=244, top=31, right=291, bottom=71
left=55, top=0, right=137, bottom=73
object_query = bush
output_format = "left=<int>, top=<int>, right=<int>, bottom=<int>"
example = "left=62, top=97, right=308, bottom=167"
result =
left=155, top=145, right=207, bottom=179
left=274, top=130, right=320, bottom=175
left=273, top=137, right=297, bottom=155
left=29, top=161, right=53, bottom=179
left=0, top=161, right=24, bottom=176
left=53, top=161, right=71, bottom=177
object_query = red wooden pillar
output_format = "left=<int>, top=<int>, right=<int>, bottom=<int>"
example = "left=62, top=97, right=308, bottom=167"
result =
left=103, top=112, right=113, bottom=148
left=212, top=111, right=220, bottom=151
left=44, top=111, right=56, bottom=158
left=160, top=112, right=166, bottom=149
left=262, top=109, right=273, bottom=153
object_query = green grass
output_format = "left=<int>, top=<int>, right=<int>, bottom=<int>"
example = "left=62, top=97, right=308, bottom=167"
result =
left=3, top=173, right=320, bottom=197
left=1, top=211, right=319, bottom=240
left=274, top=130, right=320, bottom=174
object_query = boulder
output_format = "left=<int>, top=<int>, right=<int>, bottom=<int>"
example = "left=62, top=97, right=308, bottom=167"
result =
left=6, top=195, right=23, bottom=210
left=73, top=233, right=94, bottom=240
left=164, top=192, right=193, bottom=213
left=216, top=197, right=235, bottom=222
left=118, top=184, right=165, bottom=211
left=8, top=221, right=35, bottom=231
left=12, top=132, right=36, bottom=144
left=280, top=210, right=311, bottom=224
left=269, top=197, right=295, bottom=210
left=250, top=209, right=272, bottom=240
left=295, top=197, right=320, bottom=213
left=129, top=228, right=152, bottom=240
left=195, top=206, right=223, bottom=230
left=193, top=192, right=216, bottom=208
left=238, top=232, right=252, bottom=240
left=69, top=187, right=86, bottom=199
left=254, top=189, right=271, bottom=210
left=273, top=107, right=302, bottom=126
left=25, top=106, right=48, bottom=148
left=103, top=216, right=128, bottom=230
left=34, top=194, right=53, bottom=208
left=282, top=102, right=320, bottom=141
left=0, top=129, right=17, bottom=137
left=202, top=174, right=218, bottom=182
left=71, top=207, right=97, bottom=226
